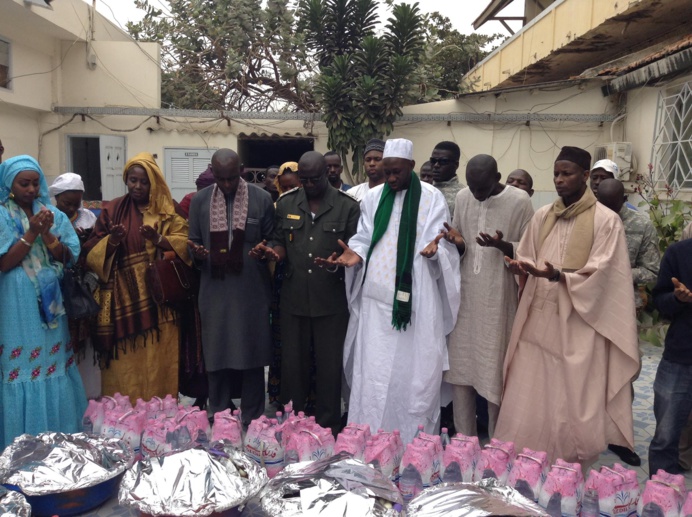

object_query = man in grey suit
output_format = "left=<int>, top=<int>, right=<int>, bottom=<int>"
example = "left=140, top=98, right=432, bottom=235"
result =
left=187, top=148, right=274, bottom=426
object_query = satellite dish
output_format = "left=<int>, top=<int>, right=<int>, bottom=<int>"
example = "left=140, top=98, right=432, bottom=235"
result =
left=24, top=0, right=53, bottom=9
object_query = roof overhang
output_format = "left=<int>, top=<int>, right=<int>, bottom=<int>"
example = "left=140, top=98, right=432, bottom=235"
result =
left=472, top=0, right=517, bottom=30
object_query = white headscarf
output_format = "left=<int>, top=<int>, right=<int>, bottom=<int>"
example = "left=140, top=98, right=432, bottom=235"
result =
left=49, top=172, right=85, bottom=197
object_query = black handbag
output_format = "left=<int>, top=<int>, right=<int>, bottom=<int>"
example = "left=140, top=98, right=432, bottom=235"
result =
left=61, top=248, right=101, bottom=320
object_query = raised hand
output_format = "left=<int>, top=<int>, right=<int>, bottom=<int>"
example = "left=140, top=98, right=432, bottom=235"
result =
left=504, top=256, right=528, bottom=276
left=315, top=239, right=362, bottom=268
left=440, top=222, right=465, bottom=248
left=420, top=232, right=444, bottom=258
left=477, top=230, right=504, bottom=248
left=517, top=259, right=556, bottom=279
left=28, top=211, right=49, bottom=235
left=139, top=222, right=160, bottom=243
left=672, top=277, right=692, bottom=303
left=108, top=223, right=127, bottom=246
left=188, top=239, right=210, bottom=260
left=249, top=240, right=280, bottom=261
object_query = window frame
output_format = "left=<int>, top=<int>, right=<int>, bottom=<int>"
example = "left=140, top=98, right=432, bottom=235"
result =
left=650, top=80, right=692, bottom=191
left=0, top=36, right=11, bottom=91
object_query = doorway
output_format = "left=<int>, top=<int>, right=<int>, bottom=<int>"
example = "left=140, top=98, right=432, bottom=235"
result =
left=237, top=136, right=314, bottom=183
left=68, top=135, right=126, bottom=202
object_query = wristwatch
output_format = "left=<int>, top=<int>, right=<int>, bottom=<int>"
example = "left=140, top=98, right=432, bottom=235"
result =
left=548, top=268, right=561, bottom=282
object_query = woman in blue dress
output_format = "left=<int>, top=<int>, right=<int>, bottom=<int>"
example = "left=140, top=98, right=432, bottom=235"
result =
left=0, top=155, right=86, bottom=448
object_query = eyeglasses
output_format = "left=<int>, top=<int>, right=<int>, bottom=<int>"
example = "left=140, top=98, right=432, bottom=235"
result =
left=429, top=158, right=453, bottom=166
left=299, top=174, right=325, bottom=185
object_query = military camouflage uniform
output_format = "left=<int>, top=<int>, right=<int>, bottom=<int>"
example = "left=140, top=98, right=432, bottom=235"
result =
left=434, top=176, right=464, bottom=219
left=620, top=206, right=660, bottom=309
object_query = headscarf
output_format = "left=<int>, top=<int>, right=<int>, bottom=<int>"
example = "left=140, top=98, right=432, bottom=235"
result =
left=49, top=172, right=85, bottom=197
left=195, top=165, right=215, bottom=189
left=123, top=153, right=176, bottom=217
left=0, top=155, right=65, bottom=328
left=0, top=155, right=51, bottom=206
left=274, top=161, right=299, bottom=194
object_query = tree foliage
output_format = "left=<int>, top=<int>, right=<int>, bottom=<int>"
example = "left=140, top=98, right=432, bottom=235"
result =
left=305, top=1, right=426, bottom=178
left=127, top=0, right=317, bottom=111
left=127, top=1, right=499, bottom=177
left=414, top=13, right=502, bottom=101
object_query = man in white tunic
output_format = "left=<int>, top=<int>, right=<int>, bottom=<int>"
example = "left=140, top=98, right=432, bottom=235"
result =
left=317, top=139, right=460, bottom=444
left=443, top=155, right=534, bottom=437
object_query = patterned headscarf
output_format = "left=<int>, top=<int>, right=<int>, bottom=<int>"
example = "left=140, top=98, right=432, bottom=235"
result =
left=122, top=152, right=176, bottom=217
left=0, top=155, right=50, bottom=206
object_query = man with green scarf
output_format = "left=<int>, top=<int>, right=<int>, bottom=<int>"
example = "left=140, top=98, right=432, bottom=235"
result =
left=317, top=138, right=461, bottom=444
left=496, top=146, right=640, bottom=468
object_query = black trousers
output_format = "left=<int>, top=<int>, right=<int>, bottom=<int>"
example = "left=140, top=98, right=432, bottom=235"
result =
left=207, top=367, right=265, bottom=425
left=280, top=311, right=349, bottom=433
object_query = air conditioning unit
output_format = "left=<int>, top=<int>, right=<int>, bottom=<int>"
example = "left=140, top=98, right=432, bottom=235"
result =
left=593, top=142, right=633, bottom=180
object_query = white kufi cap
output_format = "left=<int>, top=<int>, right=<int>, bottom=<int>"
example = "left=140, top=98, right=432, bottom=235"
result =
left=383, top=138, right=413, bottom=161
left=49, top=172, right=85, bottom=197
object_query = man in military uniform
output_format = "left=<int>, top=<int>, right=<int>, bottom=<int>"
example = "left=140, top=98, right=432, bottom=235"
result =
left=251, top=151, right=360, bottom=433
left=431, top=141, right=463, bottom=218
left=597, top=178, right=660, bottom=466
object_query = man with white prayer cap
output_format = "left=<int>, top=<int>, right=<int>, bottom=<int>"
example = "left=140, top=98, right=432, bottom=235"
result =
left=49, top=172, right=97, bottom=236
left=316, top=138, right=461, bottom=443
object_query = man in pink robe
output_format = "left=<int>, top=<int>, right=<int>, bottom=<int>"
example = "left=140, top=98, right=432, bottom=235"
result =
left=496, top=146, right=640, bottom=468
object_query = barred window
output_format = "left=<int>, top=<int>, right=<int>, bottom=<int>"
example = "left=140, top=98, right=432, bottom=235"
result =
left=651, top=81, right=692, bottom=190
left=0, top=38, right=9, bottom=89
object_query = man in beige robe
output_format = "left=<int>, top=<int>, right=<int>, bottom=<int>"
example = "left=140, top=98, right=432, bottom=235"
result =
left=444, top=154, right=534, bottom=437
left=497, top=146, right=640, bottom=468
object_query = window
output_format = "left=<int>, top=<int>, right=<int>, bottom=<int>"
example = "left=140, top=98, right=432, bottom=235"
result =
left=651, top=81, right=692, bottom=190
left=0, top=38, right=9, bottom=89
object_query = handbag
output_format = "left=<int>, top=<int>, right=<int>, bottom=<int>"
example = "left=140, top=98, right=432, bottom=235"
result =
left=146, top=250, right=197, bottom=306
left=61, top=248, right=101, bottom=320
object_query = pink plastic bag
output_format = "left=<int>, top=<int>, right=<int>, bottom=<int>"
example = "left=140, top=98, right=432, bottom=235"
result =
left=507, top=448, right=548, bottom=502
left=400, top=438, right=442, bottom=489
left=474, top=438, right=516, bottom=484
left=682, top=490, right=692, bottom=517
left=584, top=463, right=639, bottom=517
left=101, top=408, right=147, bottom=459
left=212, top=409, right=244, bottom=449
left=442, top=434, right=481, bottom=483
left=82, top=399, right=106, bottom=435
left=244, top=417, right=285, bottom=478
left=637, top=470, right=687, bottom=517
left=538, top=459, right=584, bottom=517
left=175, top=407, right=211, bottom=442
left=364, top=430, right=404, bottom=484
left=335, top=423, right=370, bottom=460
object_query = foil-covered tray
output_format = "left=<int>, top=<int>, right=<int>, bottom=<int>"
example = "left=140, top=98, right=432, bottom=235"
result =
left=0, top=432, right=133, bottom=494
left=243, top=452, right=403, bottom=516
left=407, top=478, right=550, bottom=516
left=0, top=485, right=31, bottom=517
left=119, top=442, right=267, bottom=516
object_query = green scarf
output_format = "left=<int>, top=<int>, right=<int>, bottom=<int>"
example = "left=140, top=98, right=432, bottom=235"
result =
left=364, top=172, right=421, bottom=331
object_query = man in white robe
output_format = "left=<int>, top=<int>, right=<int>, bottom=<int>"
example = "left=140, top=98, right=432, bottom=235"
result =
left=497, top=146, right=640, bottom=467
left=443, top=155, right=534, bottom=437
left=317, top=138, right=460, bottom=444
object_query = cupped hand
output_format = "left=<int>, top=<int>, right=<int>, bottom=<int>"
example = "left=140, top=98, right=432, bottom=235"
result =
left=477, top=230, right=504, bottom=248
left=108, top=224, right=127, bottom=246
left=188, top=239, right=210, bottom=260
left=420, top=232, right=444, bottom=258
left=672, top=277, right=692, bottom=303
left=315, top=239, right=362, bottom=268
left=139, top=223, right=160, bottom=242
left=441, top=222, right=464, bottom=248
left=249, top=240, right=280, bottom=261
